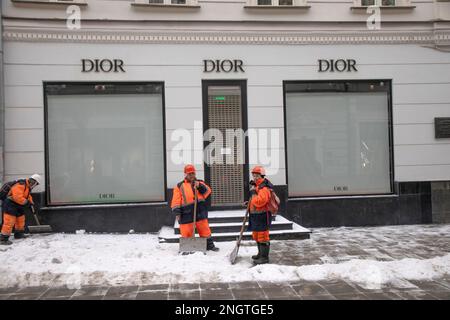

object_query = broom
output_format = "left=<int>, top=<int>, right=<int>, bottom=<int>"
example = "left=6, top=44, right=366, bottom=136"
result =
left=28, top=205, right=52, bottom=233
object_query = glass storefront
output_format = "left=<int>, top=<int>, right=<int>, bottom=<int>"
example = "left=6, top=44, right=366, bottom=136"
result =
left=45, top=83, right=165, bottom=205
left=285, top=80, right=393, bottom=197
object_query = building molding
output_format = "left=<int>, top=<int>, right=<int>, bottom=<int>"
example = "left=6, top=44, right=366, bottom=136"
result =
left=3, top=28, right=450, bottom=46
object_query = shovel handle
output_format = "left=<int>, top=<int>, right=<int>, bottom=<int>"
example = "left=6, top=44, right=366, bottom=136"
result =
left=237, top=198, right=251, bottom=239
left=31, top=205, right=41, bottom=226
left=192, top=186, right=198, bottom=238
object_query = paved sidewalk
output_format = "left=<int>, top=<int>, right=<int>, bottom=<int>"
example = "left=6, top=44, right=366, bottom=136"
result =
left=0, top=224, right=449, bottom=300
left=0, top=278, right=449, bottom=300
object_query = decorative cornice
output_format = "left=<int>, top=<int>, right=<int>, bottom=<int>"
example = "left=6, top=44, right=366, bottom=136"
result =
left=3, top=28, right=450, bottom=46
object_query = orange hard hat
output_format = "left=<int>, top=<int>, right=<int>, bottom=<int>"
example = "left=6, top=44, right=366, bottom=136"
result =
left=184, top=164, right=196, bottom=175
left=251, top=166, right=265, bottom=176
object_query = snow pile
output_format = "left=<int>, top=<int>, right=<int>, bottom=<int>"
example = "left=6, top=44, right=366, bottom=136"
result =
left=0, top=231, right=449, bottom=289
left=294, top=255, right=450, bottom=289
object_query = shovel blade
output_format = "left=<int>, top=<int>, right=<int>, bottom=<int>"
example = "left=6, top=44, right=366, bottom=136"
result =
left=28, top=225, right=52, bottom=233
left=179, top=237, right=207, bottom=254
left=229, top=245, right=239, bottom=264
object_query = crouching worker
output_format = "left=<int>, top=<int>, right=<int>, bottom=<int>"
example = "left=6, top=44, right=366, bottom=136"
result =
left=170, top=165, right=219, bottom=252
left=247, top=166, right=273, bottom=265
left=1, top=174, right=43, bottom=245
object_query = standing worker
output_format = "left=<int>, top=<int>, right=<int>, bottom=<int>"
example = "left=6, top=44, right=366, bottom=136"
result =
left=247, top=166, right=273, bottom=265
left=170, top=164, right=219, bottom=252
left=1, top=174, right=43, bottom=245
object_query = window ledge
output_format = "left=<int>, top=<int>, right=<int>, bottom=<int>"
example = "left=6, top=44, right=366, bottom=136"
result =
left=244, top=5, right=311, bottom=9
left=11, top=0, right=88, bottom=5
left=351, top=5, right=416, bottom=10
left=42, top=202, right=168, bottom=210
left=289, top=194, right=399, bottom=201
left=131, top=3, right=200, bottom=9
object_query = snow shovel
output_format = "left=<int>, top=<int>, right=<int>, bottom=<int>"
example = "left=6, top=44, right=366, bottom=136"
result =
left=28, top=205, right=52, bottom=233
left=228, top=200, right=251, bottom=264
left=179, top=187, right=207, bottom=254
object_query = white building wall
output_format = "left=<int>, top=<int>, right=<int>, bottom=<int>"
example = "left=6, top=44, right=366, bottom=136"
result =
left=2, top=0, right=443, bottom=22
left=3, top=40, right=450, bottom=189
left=0, top=4, right=3, bottom=184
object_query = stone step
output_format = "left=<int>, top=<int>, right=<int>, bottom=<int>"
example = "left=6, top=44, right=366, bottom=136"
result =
left=159, top=218, right=311, bottom=243
left=174, top=215, right=292, bottom=234
left=206, top=210, right=276, bottom=223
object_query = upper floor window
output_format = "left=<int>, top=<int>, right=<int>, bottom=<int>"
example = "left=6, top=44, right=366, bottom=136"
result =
left=361, top=0, right=395, bottom=5
left=133, top=0, right=199, bottom=6
left=248, top=0, right=308, bottom=6
left=354, top=0, right=414, bottom=7
left=257, top=0, right=294, bottom=4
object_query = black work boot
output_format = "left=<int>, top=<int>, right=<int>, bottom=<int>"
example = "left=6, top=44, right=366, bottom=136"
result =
left=0, top=234, right=12, bottom=246
left=252, top=242, right=261, bottom=260
left=206, top=237, right=219, bottom=252
left=253, top=242, right=270, bottom=265
left=14, top=231, right=29, bottom=239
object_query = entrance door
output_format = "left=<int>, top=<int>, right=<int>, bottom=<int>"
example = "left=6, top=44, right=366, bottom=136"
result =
left=202, top=80, right=248, bottom=208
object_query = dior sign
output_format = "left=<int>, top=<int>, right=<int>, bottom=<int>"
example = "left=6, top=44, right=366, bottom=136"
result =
left=318, top=59, right=357, bottom=72
left=82, top=59, right=125, bottom=73
left=203, top=59, right=245, bottom=73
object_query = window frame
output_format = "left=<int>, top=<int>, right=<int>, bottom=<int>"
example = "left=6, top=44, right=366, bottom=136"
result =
left=132, top=0, right=200, bottom=8
left=245, top=0, right=310, bottom=8
left=282, top=79, right=395, bottom=199
left=43, top=81, right=168, bottom=207
left=351, top=0, right=416, bottom=9
left=361, top=0, right=396, bottom=6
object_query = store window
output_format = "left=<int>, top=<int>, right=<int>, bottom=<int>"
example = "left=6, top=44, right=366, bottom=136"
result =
left=285, top=80, right=393, bottom=197
left=45, top=83, right=166, bottom=205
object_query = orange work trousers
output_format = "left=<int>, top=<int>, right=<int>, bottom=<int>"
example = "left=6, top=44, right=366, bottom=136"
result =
left=1, top=213, right=25, bottom=236
left=252, top=230, right=270, bottom=243
left=179, top=219, right=211, bottom=238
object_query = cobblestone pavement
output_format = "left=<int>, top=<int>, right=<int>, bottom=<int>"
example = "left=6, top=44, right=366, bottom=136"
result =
left=0, top=224, right=449, bottom=300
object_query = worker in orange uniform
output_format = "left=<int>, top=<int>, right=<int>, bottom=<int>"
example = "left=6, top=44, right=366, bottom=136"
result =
left=171, top=164, right=219, bottom=252
left=247, top=166, right=273, bottom=265
left=1, top=174, right=43, bottom=245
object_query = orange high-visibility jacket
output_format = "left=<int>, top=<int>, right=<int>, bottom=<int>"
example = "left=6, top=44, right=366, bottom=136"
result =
left=8, top=179, right=34, bottom=206
left=249, top=178, right=270, bottom=214
left=247, top=178, right=273, bottom=232
left=171, top=179, right=211, bottom=224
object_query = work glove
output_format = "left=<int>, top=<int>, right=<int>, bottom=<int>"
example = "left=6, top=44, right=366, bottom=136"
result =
left=23, top=200, right=33, bottom=210
left=190, top=179, right=199, bottom=189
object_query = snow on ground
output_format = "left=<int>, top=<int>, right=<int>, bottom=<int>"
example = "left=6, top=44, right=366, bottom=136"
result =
left=0, top=225, right=449, bottom=289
